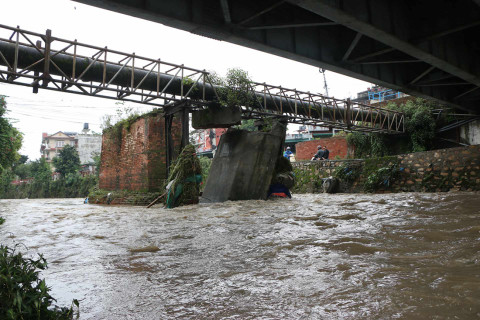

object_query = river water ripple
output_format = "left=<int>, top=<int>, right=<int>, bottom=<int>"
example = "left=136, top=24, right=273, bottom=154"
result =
left=1, top=192, right=480, bottom=319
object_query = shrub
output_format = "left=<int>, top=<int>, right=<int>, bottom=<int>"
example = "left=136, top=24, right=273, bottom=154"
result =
left=347, top=98, right=439, bottom=157
left=0, top=245, right=78, bottom=319
left=364, top=164, right=401, bottom=192
left=334, top=162, right=362, bottom=183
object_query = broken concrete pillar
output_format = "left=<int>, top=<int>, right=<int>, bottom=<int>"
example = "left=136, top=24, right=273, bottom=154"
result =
left=192, top=104, right=242, bottom=129
left=201, top=121, right=286, bottom=202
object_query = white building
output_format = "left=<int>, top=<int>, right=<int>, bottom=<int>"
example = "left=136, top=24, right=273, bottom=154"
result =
left=40, top=123, right=102, bottom=171
left=76, top=124, right=102, bottom=165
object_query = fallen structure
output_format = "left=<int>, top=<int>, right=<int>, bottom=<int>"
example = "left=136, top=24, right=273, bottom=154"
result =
left=201, top=121, right=287, bottom=202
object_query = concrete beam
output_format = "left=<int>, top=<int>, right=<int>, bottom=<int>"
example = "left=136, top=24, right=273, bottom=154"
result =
left=73, top=0, right=480, bottom=112
left=289, top=0, right=480, bottom=89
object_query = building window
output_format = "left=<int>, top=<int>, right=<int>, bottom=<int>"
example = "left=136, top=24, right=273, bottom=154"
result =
left=56, top=141, right=64, bottom=147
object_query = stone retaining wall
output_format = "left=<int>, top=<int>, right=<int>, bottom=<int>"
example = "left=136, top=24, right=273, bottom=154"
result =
left=292, top=145, right=480, bottom=193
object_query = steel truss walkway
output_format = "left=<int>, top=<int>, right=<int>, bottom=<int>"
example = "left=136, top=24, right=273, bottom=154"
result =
left=0, top=25, right=404, bottom=134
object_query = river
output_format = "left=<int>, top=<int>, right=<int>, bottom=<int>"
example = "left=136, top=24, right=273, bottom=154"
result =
left=1, top=192, right=479, bottom=319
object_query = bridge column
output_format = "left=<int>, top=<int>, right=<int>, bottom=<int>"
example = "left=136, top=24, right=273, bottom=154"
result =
left=164, top=100, right=191, bottom=177
left=201, top=120, right=287, bottom=202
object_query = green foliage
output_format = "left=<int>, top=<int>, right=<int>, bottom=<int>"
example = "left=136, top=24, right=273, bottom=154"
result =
left=182, top=76, right=198, bottom=95
left=206, top=70, right=224, bottom=86
left=12, top=156, right=31, bottom=180
left=364, top=164, right=401, bottom=192
left=215, top=68, right=255, bottom=107
left=334, top=162, right=362, bottom=183
left=237, top=119, right=257, bottom=132
left=0, top=96, right=23, bottom=174
left=91, top=152, right=101, bottom=177
left=17, top=155, right=28, bottom=165
left=0, top=244, right=79, bottom=319
left=0, top=217, right=4, bottom=225
left=386, top=98, right=437, bottom=152
left=165, top=145, right=202, bottom=208
left=52, top=145, right=80, bottom=177
left=347, top=98, right=438, bottom=157
left=102, top=107, right=163, bottom=151
left=346, top=132, right=390, bottom=158
left=0, top=166, right=98, bottom=199
left=30, top=158, right=51, bottom=181
left=0, top=169, right=15, bottom=196
left=13, top=164, right=31, bottom=180
left=259, top=118, right=273, bottom=133
left=346, top=132, right=370, bottom=158
left=101, top=102, right=140, bottom=131
left=198, top=156, right=212, bottom=191
left=182, top=76, right=195, bottom=87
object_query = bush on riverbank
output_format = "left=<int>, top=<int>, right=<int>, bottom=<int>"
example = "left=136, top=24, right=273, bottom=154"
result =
left=0, top=170, right=98, bottom=199
left=346, top=98, right=441, bottom=158
left=0, top=244, right=79, bottom=319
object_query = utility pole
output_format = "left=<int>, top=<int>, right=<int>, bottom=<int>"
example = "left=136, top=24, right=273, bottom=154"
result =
left=319, top=68, right=329, bottom=96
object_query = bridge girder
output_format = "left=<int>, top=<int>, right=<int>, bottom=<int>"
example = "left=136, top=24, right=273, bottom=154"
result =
left=75, top=0, right=480, bottom=113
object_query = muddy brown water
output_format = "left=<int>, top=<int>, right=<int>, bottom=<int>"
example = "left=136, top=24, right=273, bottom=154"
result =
left=1, top=193, right=479, bottom=319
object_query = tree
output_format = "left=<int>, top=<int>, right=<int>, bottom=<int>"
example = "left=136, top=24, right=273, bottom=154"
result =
left=346, top=98, right=439, bottom=157
left=53, top=145, right=80, bottom=177
left=0, top=95, right=23, bottom=174
left=12, top=155, right=30, bottom=179
left=91, top=151, right=101, bottom=177
left=386, top=98, right=437, bottom=152
left=30, top=158, right=51, bottom=180
left=214, top=68, right=255, bottom=108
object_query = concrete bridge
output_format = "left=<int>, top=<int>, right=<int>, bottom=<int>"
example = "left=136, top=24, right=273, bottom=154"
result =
left=74, top=0, right=480, bottom=114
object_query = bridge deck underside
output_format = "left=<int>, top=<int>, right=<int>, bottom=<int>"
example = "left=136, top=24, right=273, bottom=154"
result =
left=75, top=0, right=480, bottom=114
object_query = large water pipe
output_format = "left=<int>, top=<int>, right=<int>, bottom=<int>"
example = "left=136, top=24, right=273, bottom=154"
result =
left=0, top=40, right=380, bottom=124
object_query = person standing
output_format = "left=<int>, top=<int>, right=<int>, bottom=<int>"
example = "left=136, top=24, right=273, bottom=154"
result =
left=283, top=146, right=293, bottom=160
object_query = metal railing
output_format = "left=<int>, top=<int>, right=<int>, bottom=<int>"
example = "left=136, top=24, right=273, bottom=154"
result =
left=0, top=25, right=404, bottom=133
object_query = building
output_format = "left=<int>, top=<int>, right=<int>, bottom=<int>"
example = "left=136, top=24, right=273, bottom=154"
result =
left=40, top=131, right=77, bottom=164
left=76, top=124, right=102, bottom=165
left=40, top=123, right=102, bottom=172
left=195, top=128, right=227, bottom=157
left=297, top=124, right=333, bottom=138
left=353, top=85, right=407, bottom=105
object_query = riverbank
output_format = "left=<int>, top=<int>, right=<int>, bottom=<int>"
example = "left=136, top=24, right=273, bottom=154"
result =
left=0, top=174, right=97, bottom=199
left=292, top=144, right=480, bottom=193
left=88, top=188, right=159, bottom=205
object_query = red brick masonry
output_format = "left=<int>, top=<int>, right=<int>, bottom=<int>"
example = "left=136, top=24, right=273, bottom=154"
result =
left=295, top=136, right=352, bottom=160
left=99, top=113, right=181, bottom=192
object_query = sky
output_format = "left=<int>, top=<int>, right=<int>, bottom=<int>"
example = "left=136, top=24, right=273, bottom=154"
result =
left=1, top=0, right=370, bottom=160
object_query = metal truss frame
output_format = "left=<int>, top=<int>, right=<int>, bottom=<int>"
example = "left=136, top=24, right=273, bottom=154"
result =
left=0, top=24, right=404, bottom=134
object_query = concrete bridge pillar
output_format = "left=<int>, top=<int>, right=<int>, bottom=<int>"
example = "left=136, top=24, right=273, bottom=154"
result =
left=201, top=120, right=287, bottom=202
